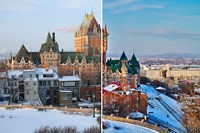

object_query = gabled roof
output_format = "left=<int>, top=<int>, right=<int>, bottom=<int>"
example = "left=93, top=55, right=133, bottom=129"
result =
left=120, top=51, right=128, bottom=61
left=15, top=45, right=29, bottom=58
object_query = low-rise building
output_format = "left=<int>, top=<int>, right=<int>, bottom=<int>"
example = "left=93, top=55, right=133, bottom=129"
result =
left=36, top=68, right=58, bottom=105
left=58, top=75, right=81, bottom=106
left=58, top=90, right=72, bottom=106
left=23, top=70, right=39, bottom=101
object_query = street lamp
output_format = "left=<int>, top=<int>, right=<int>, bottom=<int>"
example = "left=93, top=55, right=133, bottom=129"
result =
left=93, top=94, right=95, bottom=118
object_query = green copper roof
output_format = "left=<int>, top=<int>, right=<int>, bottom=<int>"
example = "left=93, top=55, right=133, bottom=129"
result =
left=126, top=65, right=135, bottom=75
left=60, top=52, right=100, bottom=64
left=120, top=51, right=128, bottom=61
left=106, top=59, right=120, bottom=66
left=130, top=53, right=140, bottom=69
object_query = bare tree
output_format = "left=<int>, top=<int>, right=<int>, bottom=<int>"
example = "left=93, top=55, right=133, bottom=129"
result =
left=181, top=95, right=200, bottom=132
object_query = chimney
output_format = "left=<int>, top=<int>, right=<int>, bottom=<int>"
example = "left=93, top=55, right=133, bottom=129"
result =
left=62, top=49, right=63, bottom=53
left=52, top=32, right=55, bottom=42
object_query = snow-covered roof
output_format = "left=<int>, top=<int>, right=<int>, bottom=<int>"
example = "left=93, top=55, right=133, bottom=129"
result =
left=58, top=76, right=81, bottom=82
left=35, top=68, right=58, bottom=80
left=128, top=112, right=145, bottom=119
left=156, top=86, right=166, bottom=90
left=23, top=69, right=35, bottom=72
left=7, top=70, right=23, bottom=78
left=59, top=90, right=72, bottom=93
left=42, top=69, right=53, bottom=74
left=104, top=84, right=120, bottom=92
left=24, top=78, right=38, bottom=82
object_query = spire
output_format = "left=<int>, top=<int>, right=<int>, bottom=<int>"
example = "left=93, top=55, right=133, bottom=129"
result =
left=104, top=25, right=108, bottom=34
left=45, top=32, right=52, bottom=44
left=120, top=51, right=128, bottom=61
left=130, top=51, right=140, bottom=69
left=10, top=50, right=12, bottom=60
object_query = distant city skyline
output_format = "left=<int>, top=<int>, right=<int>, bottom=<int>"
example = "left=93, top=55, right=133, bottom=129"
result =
left=0, top=0, right=100, bottom=55
left=104, top=0, right=200, bottom=57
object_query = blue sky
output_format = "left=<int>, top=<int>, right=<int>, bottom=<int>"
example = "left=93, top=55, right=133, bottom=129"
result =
left=0, top=0, right=101, bottom=55
left=103, top=0, right=200, bottom=57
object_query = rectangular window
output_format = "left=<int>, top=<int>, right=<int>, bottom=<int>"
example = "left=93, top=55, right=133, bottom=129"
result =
left=48, top=81, right=50, bottom=86
left=34, top=91, right=36, bottom=94
left=39, top=81, right=42, bottom=86
left=61, top=93, right=67, bottom=100
left=34, top=83, right=36, bottom=86
left=54, top=81, right=57, bottom=86
left=26, top=91, right=29, bottom=95
left=26, top=83, right=28, bottom=86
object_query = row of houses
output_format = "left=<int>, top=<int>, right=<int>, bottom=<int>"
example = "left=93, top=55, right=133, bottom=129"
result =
left=0, top=68, right=81, bottom=106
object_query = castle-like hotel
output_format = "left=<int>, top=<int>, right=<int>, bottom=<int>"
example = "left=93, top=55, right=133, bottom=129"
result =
left=7, top=12, right=108, bottom=85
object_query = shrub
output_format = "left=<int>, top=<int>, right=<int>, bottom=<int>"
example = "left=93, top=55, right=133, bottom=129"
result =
left=34, top=126, right=79, bottom=133
left=83, top=126, right=100, bottom=133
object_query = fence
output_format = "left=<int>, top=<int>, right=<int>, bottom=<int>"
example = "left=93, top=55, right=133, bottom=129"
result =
left=0, top=104, right=99, bottom=116
left=103, top=115, right=166, bottom=133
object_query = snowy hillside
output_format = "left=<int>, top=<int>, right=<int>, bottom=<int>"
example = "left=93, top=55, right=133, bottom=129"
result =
left=0, top=108, right=98, bottom=133
left=104, top=120, right=158, bottom=133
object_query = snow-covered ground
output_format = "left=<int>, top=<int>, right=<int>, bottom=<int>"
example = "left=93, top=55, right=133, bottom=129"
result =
left=138, top=85, right=185, bottom=131
left=0, top=107, right=98, bottom=133
left=104, top=120, right=158, bottom=133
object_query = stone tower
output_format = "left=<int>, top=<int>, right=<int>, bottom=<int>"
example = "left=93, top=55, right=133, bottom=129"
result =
left=40, top=32, right=61, bottom=68
left=74, top=12, right=101, bottom=56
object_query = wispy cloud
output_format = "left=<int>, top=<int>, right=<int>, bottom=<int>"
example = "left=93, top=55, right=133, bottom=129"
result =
left=105, top=0, right=164, bottom=14
left=124, top=27, right=200, bottom=40
left=55, top=26, right=79, bottom=34
left=0, top=0, right=40, bottom=12
left=112, top=4, right=164, bottom=13
left=63, top=0, right=100, bottom=9
left=104, top=0, right=139, bottom=9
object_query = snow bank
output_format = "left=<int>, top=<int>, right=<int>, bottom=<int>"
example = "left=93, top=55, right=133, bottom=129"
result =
left=0, top=107, right=98, bottom=133
left=104, top=120, right=158, bottom=133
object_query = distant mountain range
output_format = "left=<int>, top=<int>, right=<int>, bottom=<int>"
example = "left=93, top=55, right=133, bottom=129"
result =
left=0, top=52, right=16, bottom=60
left=1, top=52, right=200, bottom=60
left=139, top=53, right=200, bottom=58
left=107, top=52, right=200, bottom=59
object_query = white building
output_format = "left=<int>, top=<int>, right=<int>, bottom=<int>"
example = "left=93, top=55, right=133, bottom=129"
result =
left=23, top=70, right=39, bottom=101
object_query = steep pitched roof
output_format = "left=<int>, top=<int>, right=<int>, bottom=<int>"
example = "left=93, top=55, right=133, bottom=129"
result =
left=16, top=45, right=29, bottom=58
left=40, top=32, right=60, bottom=53
left=130, top=53, right=140, bottom=69
left=103, top=25, right=108, bottom=34
left=120, top=51, right=128, bottom=61
left=81, top=13, right=98, bottom=28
